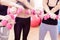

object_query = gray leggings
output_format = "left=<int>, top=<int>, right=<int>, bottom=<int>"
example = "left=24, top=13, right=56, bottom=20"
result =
left=0, top=27, right=9, bottom=40
left=39, top=23, right=58, bottom=40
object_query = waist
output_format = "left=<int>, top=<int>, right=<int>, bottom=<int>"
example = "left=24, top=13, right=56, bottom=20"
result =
left=16, top=17, right=30, bottom=19
left=15, top=17, right=30, bottom=22
left=42, top=18, right=58, bottom=25
left=17, top=13, right=31, bottom=18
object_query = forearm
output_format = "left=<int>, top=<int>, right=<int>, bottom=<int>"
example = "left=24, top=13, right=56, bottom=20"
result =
left=18, top=0, right=34, bottom=9
left=51, top=1, right=60, bottom=13
left=30, top=0, right=34, bottom=7
left=51, top=5, right=59, bottom=13
left=1, top=0, right=15, bottom=7
left=24, top=1, right=34, bottom=9
left=0, top=15, right=5, bottom=20
left=43, top=3, right=51, bottom=13
left=0, top=0, right=22, bottom=8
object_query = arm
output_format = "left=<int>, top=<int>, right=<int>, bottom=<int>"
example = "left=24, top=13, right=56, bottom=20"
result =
left=30, top=0, right=34, bottom=7
left=43, top=0, right=57, bottom=19
left=18, top=0, right=34, bottom=9
left=43, top=0, right=51, bottom=13
left=51, top=1, right=60, bottom=13
left=0, top=15, right=5, bottom=20
left=0, top=0, right=24, bottom=8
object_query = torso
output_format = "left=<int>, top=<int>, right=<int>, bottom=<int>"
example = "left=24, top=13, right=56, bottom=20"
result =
left=16, top=0, right=31, bottom=18
left=17, top=9, right=31, bottom=18
left=42, top=0, right=59, bottom=25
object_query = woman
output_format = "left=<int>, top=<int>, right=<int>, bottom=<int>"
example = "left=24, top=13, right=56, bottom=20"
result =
left=14, top=0, right=34, bottom=40
left=39, top=0, right=60, bottom=40
left=0, top=0, right=24, bottom=40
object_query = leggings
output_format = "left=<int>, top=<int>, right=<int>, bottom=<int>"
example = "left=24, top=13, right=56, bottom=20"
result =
left=0, top=27, right=9, bottom=40
left=14, top=17, right=30, bottom=40
left=39, top=23, right=58, bottom=40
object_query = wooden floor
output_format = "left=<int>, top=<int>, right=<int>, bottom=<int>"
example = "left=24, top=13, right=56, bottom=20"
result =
left=8, top=26, right=60, bottom=40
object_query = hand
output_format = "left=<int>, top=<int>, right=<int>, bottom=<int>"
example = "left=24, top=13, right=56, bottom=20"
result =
left=48, top=12, right=56, bottom=20
left=9, top=20, right=15, bottom=25
left=35, top=10, right=40, bottom=14
left=9, top=7, right=17, bottom=14
left=35, top=9, right=44, bottom=19
left=43, top=14, right=50, bottom=20
left=3, top=15, right=11, bottom=20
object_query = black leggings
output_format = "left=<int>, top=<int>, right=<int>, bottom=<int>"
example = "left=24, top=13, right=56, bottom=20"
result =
left=14, top=17, right=30, bottom=40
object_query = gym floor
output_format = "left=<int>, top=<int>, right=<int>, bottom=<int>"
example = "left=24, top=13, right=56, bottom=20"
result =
left=8, top=26, right=60, bottom=40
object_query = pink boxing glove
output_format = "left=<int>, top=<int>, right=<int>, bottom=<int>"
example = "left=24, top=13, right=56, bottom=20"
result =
left=1, top=20, right=8, bottom=26
left=16, top=8, right=23, bottom=14
left=55, top=15, right=58, bottom=19
left=44, top=16, right=48, bottom=20
left=58, top=15, right=60, bottom=20
left=44, top=14, right=50, bottom=20
left=9, top=14, right=15, bottom=20
left=31, top=9, right=35, bottom=15
left=6, top=23, right=12, bottom=30
left=39, top=10, right=44, bottom=15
